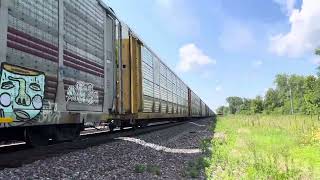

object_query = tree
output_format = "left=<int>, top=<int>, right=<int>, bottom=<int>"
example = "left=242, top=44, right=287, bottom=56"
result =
left=264, top=88, right=280, bottom=113
left=226, top=97, right=243, bottom=114
left=251, top=96, right=264, bottom=114
left=239, top=98, right=252, bottom=114
left=220, top=58, right=320, bottom=116
left=274, top=74, right=289, bottom=113
left=315, top=48, right=320, bottom=56
left=274, top=74, right=288, bottom=102
left=303, top=75, right=320, bottom=115
left=303, top=76, right=317, bottom=114
left=315, top=48, right=320, bottom=77
left=288, top=75, right=306, bottom=113
left=216, top=106, right=226, bottom=115
left=223, top=106, right=230, bottom=115
left=273, top=74, right=307, bottom=114
left=317, top=66, right=320, bottom=78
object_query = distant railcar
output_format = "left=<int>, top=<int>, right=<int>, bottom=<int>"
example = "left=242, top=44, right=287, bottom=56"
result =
left=110, top=24, right=191, bottom=129
left=189, top=90, right=202, bottom=117
left=0, top=0, right=214, bottom=146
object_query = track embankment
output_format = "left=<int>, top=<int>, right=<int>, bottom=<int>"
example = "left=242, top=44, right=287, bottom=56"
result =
left=0, top=118, right=214, bottom=179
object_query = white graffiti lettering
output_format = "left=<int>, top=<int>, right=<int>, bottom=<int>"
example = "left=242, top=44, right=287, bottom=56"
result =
left=66, top=81, right=99, bottom=105
left=39, top=102, right=60, bottom=124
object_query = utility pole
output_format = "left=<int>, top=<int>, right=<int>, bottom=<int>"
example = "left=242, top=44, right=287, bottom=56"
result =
left=287, top=78, right=294, bottom=115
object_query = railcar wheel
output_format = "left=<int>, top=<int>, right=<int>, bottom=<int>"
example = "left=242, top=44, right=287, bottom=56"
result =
left=70, top=126, right=81, bottom=140
left=132, top=123, right=139, bottom=130
left=108, top=123, right=115, bottom=132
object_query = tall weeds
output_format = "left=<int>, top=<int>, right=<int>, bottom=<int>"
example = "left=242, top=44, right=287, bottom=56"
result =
left=206, top=115, right=320, bottom=179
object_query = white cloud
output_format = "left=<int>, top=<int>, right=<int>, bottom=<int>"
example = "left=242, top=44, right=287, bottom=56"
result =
left=252, top=60, right=263, bottom=68
left=273, top=0, right=296, bottom=15
left=177, top=43, right=216, bottom=72
left=269, top=0, right=320, bottom=58
left=219, top=21, right=255, bottom=52
left=215, top=85, right=222, bottom=92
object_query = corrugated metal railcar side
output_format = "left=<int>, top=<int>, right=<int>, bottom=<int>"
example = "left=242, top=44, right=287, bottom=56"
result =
left=190, top=90, right=201, bottom=117
left=0, top=0, right=116, bottom=143
left=206, top=107, right=210, bottom=117
left=141, top=46, right=189, bottom=118
left=116, top=25, right=189, bottom=123
left=200, top=100, right=206, bottom=117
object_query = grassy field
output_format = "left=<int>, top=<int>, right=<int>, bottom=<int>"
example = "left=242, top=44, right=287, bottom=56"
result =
left=205, top=115, right=320, bottom=179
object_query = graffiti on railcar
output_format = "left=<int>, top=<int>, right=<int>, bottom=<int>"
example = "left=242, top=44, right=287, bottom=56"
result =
left=0, top=63, right=45, bottom=126
left=66, top=81, right=99, bottom=105
left=40, top=102, right=61, bottom=124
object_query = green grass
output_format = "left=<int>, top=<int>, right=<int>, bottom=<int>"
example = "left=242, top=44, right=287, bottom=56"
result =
left=183, top=156, right=210, bottom=178
left=206, top=115, right=320, bottom=179
left=146, top=165, right=161, bottom=176
left=134, top=164, right=161, bottom=176
left=134, top=164, right=146, bottom=173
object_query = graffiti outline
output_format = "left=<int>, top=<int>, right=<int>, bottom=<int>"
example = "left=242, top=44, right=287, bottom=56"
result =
left=66, top=81, right=99, bottom=105
left=0, top=63, right=45, bottom=126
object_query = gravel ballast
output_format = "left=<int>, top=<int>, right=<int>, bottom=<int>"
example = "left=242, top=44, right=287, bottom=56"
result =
left=0, top=118, right=213, bottom=180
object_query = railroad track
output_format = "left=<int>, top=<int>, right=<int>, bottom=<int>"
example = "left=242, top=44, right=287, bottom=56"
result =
left=0, top=119, right=196, bottom=170
left=0, top=121, right=173, bottom=152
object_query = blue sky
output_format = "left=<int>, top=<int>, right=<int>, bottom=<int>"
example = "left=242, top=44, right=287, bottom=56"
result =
left=105, top=0, right=320, bottom=110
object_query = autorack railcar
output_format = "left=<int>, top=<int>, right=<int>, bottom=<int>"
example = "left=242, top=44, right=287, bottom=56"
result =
left=0, top=0, right=214, bottom=146
left=109, top=24, right=192, bottom=129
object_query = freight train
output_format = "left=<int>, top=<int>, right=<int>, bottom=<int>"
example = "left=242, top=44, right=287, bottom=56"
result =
left=0, top=0, right=214, bottom=146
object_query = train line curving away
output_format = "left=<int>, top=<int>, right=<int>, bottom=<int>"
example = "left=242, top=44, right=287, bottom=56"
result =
left=0, top=0, right=214, bottom=147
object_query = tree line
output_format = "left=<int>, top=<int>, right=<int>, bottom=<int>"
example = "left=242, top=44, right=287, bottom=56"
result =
left=217, top=49, right=320, bottom=116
